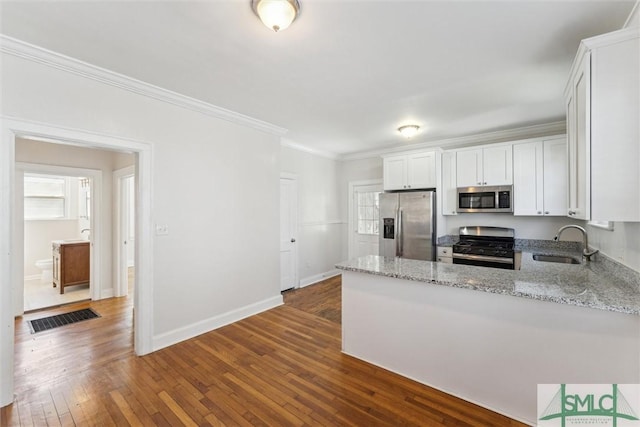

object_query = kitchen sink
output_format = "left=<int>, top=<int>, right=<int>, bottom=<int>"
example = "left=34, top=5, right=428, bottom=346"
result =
left=533, top=254, right=581, bottom=264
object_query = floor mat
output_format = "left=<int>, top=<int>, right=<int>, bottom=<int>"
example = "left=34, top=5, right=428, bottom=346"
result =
left=28, top=308, right=100, bottom=333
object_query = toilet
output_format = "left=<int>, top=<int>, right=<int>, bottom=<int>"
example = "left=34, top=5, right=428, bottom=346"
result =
left=35, top=259, right=53, bottom=283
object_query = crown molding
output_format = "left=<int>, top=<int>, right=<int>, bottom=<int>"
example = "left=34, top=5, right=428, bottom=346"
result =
left=582, top=26, right=640, bottom=49
left=624, top=0, right=639, bottom=29
left=280, top=138, right=339, bottom=160
left=0, top=35, right=288, bottom=137
left=339, top=121, right=567, bottom=161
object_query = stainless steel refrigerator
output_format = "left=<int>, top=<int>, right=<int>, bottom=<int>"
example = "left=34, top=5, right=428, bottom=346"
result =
left=379, top=191, right=436, bottom=261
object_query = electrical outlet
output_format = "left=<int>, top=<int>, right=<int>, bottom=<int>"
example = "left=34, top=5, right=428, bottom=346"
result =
left=155, top=224, right=169, bottom=236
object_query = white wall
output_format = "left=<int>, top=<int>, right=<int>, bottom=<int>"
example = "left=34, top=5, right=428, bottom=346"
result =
left=445, top=214, right=582, bottom=240
left=588, top=222, right=640, bottom=272
left=2, top=48, right=281, bottom=341
left=281, top=146, right=343, bottom=285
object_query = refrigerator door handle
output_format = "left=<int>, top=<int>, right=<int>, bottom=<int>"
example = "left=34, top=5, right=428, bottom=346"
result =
left=397, top=208, right=403, bottom=257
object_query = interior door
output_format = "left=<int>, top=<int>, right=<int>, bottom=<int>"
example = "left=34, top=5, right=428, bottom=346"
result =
left=280, top=176, right=298, bottom=291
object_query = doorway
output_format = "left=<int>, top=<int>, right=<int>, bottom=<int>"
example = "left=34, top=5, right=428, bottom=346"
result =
left=115, top=166, right=136, bottom=297
left=0, top=117, right=154, bottom=407
left=280, top=173, right=298, bottom=292
left=348, top=180, right=383, bottom=259
left=20, top=168, right=97, bottom=312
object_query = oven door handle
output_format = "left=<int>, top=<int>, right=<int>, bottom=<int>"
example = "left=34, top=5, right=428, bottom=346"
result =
left=452, top=253, right=514, bottom=264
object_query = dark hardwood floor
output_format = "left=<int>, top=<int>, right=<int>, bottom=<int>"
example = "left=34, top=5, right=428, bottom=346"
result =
left=1, top=275, right=526, bottom=426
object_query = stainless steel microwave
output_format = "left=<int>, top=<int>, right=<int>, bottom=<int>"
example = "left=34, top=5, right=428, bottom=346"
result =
left=457, top=185, right=513, bottom=213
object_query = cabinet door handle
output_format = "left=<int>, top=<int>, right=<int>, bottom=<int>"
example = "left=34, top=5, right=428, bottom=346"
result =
left=291, top=238, right=296, bottom=242
left=483, top=182, right=487, bottom=185
left=544, top=211, right=549, bottom=215
left=477, top=181, right=482, bottom=185
left=537, top=211, right=542, bottom=215
left=568, top=210, right=576, bottom=216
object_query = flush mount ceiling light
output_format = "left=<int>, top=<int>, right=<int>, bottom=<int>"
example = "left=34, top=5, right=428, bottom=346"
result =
left=398, top=125, right=420, bottom=139
left=251, top=0, right=300, bottom=32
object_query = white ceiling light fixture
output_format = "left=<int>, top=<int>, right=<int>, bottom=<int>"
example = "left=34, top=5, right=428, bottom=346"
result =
left=251, top=0, right=300, bottom=33
left=398, top=125, right=420, bottom=139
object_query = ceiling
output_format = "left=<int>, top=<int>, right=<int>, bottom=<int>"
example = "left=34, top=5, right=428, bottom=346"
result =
left=0, top=1, right=635, bottom=155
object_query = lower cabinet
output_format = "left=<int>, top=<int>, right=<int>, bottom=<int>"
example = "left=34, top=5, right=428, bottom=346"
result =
left=437, top=246, right=453, bottom=264
left=52, top=241, right=90, bottom=294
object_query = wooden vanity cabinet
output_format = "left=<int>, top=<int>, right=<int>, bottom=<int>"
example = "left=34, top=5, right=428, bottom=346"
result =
left=52, top=241, right=90, bottom=294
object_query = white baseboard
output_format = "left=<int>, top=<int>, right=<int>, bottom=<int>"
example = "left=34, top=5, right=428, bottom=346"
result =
left=152, top=295, right=284, bottom=352
left=100, top=287, right=115, bottom=299
left=299, top=269, right=341, bottom=288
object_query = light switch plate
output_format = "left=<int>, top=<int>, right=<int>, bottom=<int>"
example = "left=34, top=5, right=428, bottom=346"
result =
left=155, top=224, right=169, bottom=236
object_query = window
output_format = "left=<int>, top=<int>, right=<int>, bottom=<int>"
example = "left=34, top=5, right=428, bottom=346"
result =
left=24, top=174, right=69, bottom=220
left=588, top=220, right=614, bottom=231
left=357, top=191, right=380, bottom=235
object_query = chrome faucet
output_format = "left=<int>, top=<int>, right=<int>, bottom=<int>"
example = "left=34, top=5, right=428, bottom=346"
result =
left=554, top=225, right=598, bottom=261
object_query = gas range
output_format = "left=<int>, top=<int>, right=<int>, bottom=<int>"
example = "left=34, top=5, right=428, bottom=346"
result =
left=452, top=226, right=515, bottom=270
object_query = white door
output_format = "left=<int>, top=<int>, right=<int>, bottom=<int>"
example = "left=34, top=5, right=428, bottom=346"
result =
left=280, top=176, right=298, bottom=291
left=350, top=182, right=383, bottom=258
left=124, top=176, right=135, bottom=268
left=114, top=166, right=135, bottom=297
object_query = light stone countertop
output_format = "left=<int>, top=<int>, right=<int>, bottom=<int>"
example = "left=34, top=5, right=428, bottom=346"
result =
left=335, top=251, right=640, bottom=315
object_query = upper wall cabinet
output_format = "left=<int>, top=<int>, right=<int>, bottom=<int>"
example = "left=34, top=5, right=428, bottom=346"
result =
left=441, top=151, right=458, bottom=215
left=513, top=136, right=567, bottom=216
left=565, top=27, right=640, bottom=221
left=383, top=151, right=437, bottom=191
left=456, top=144, right=513, bottom=187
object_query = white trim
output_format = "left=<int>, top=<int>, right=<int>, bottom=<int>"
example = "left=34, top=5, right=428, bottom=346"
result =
left=23, top=274, right=40, bottom=281
left=114, top=166, right=135, bottom=298
left=280, top=138, right=338, bottom=160
left=152, top=296, right=283, bottom=351
left=0, top=117, right=154, bottom=407
left=299, top=269, right=341, bottom=288
left=583, top=26, right=640, bottom=49
left=340, top=121, right=567, bottom=161
left=298, top=220, right=346, bottom=227
left=0, top=120, right=15, bottom=407
left=15, top=162, right=103, bottom=307
left=0, top=35, right=288, bottom=137
left=347, top=179, right=383, bottom=260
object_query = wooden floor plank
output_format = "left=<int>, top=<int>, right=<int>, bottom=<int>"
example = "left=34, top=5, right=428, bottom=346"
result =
left=1, top=275, right=527, bottom=426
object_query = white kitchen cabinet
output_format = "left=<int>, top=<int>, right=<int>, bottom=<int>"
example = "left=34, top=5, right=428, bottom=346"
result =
left=565, top=52, right=591, bottom=220
left=513, top=137, right=567, bottom=216
left=383, top=151, right=436, bottom=191
left=455, top=144, right=512, bottom=187
left=565, top=27, right=640, bottom=221
left=590, top=29, right=640, bottom=221
left=441, top=151, right=458, bottom=215
left=436, top=246, right=453, bottom=263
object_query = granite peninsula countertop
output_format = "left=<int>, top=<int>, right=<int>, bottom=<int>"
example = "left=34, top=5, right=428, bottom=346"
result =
left=336, top=250, right=640, bottom=315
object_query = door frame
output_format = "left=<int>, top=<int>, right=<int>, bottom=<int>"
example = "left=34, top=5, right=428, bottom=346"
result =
left=280, top=172, right=298, bottom=291
left=114, top=165, right=135, bottom=297
left=1, top=117, right=155, bottom=407
left=16, top=162, right=103, bottom=309
left=347, top=179, right=383, bottom=259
